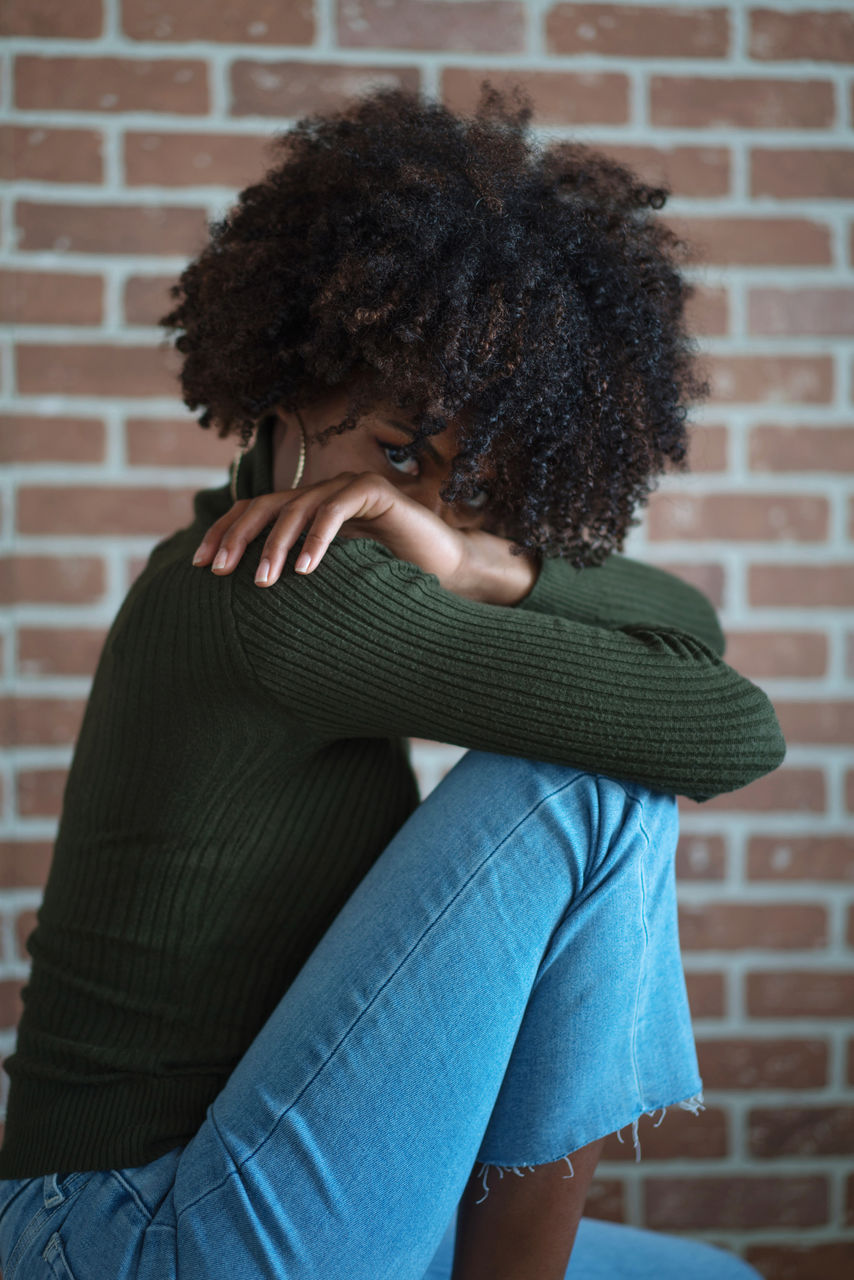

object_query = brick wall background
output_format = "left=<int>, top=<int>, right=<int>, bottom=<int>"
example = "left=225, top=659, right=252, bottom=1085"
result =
left=1, top=1, right=853, bottom=1274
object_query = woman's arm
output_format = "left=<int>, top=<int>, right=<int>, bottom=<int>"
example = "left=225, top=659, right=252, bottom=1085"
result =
left=228, top=530, right=784, bottom=803
left=514, top=553, right=726, bottom=657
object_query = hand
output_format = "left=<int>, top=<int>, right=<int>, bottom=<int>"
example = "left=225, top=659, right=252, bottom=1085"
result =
left=191, top=471, right=539, bottom=606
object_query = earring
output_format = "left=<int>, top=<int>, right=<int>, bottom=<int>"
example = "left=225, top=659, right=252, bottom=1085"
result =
left=291, top=409, right=307, bottom=488
left=229, top=412, right=307, bottom=503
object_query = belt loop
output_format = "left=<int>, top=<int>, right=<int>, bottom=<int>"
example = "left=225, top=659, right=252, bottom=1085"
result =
left=43, top=1172, right=64, bottom=1207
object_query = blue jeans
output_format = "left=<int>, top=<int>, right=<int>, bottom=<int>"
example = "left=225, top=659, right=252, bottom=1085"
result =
left=0, top=751, right=760, bottom=1279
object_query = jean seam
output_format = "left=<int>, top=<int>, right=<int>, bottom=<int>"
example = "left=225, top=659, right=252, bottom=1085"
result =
left=108, top=1171, right=155, bottom=1225
left=5, top=1198, right=67, bottom=1280
left=629, top=802, right=654, bottom=1111
left=176, top=767, right=606, bottom=1224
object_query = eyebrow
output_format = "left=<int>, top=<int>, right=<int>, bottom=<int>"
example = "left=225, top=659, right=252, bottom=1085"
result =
left=385, top=419, right=444, bottom=465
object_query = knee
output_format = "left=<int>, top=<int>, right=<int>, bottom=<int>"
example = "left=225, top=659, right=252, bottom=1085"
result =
left=449, top=751, right=677, bottom=872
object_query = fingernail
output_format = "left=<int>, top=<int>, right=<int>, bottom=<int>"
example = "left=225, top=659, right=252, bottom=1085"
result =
left=212, top=549, right=228, bottom=571
left=191, top=547, right=205, bottom=566
left=295, top=552, right=311, bottom=574
left=255, top=558, right=270, bottom=585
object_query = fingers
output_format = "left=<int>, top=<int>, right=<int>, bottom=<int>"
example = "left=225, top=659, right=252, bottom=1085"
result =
left=191, top=473, right=377, bottom=586
left=190, top=500, right=252, bottom=568
left=191, top=494, right=295, bottom=577
left=257, top=480, right=369, bottom=585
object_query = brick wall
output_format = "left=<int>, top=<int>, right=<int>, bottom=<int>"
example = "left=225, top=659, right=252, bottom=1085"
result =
left=1, top=1, right=852, bottom=1273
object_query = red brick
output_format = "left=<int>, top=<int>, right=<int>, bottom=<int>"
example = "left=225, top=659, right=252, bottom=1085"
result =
left=724, top=631, right=827, bottom=679
left=671, top=216, right=831, bottom=266
left=683, top=421, right=728, bottom=475
left=15, top=56, right=209, bottom=115
left=648, top=493, right=827, bottom=543
left=0, top=842, right=53, bottom=890
left=0, top=125, right=103, bottom=184
left=338, top=0, right=524, bottom=51
left=746, top=1243, right=854, bottom=1280
left=685, top=971, right=725, bottom=1018
left=752, top=149, right=854, bottom=200
left=0, top=269, right=103, bottom=326
left=18, top=486, right=196, bottom=537
left=749, top=1107, right=854, bottom=1158
left=125, top=131, right=275, bottom=189
left=15, top=910, right=37, bottom=964
left=645, top=1175, right=827, bottom=1230
left=0, top=556, right=105, bottom=606
left=230, top=61, right=421, bottom=118
left=706, top=355, right=833, bottom=404
left=676, top=834, right=726, bottom=881
left=748, top=836, right=854, bottom=882
left=0, top=416, right=104, bottom=464
left=15, top=201, right=207, bottom=256
left=126, top=418, right=235, bottom=468
left=750, top=424, right=854, bottom=473
left=685, top=289, right=729, bottom=340
left=1, top=0, right=102, bottom=37
left=598, top=145, right=730, bottom=199
left=15, top=344, right=179, bottom=397
left=775, top=702, right=854, bottom=745
left=653, top=561, right=724, bottom=608
left=680, top=903, right=826, bottom=951
left=1, top=698, right=86, bottom=748
left=683, top=770, right=826, bottom=815
left=750, top=288, right=854, bottom=337
left=601, top=1106, right=727, bottom=1162
left=123, top=0, right=314, bottom=44
left=749, top=8, right=854, bottom=63
left=697, top=1037, right=828, bottom=1090
left=127, top=555, right=151, bottom=588
left=651, top=77, right=834, bottom=130
left=17, top=769, right=67, bottom=819
left=583, top=1179, right=624, bottom=1223
left=0, top=982, right=25, bottom=1030
left=749, top=564, right=854, bottom=607
left=748, top=971, right=854, bottom=1018
left=442, top=67, right=629, bottom=124
left=123, top=274, right=178, bottom=326
left=17, top=628, right=107, bottom=679
left=546, top=4, right=728, bottom=56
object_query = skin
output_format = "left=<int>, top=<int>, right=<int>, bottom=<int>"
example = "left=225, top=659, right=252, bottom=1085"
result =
left=194, top=384, right=607, bottom=1277
left=452, top=1139, right=606, bottom=1280
left=270, top=387, right=491, bottom=529
left=191, top=383, right=540, bottom=606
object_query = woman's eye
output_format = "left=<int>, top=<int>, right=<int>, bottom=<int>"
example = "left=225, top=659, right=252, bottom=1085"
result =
left=465, top=487, right=489, bottom=510
left=383, top=444, right=420, bottom=476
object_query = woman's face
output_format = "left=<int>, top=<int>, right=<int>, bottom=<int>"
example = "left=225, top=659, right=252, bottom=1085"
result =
left=271, top=384, right=495, bottom=532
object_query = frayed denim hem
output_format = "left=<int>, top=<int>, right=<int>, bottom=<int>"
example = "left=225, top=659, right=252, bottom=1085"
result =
left=472, top=1088, right=706, bottom=1204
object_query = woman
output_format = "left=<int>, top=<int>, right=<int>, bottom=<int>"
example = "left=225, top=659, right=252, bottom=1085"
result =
left=0, top=83, right=782, bottom=1279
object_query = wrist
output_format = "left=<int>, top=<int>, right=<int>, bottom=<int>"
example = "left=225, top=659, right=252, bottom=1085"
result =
left=454, top=535, right=540, bottom=606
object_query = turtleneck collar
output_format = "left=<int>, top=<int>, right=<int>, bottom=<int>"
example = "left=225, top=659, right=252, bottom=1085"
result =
left=191, top=417, right=276, bottom=531
left=232, top=416, right=275, bottom=502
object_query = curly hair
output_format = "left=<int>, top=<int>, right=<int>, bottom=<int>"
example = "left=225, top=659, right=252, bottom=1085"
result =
left=159, top=80, right=710, bottom=567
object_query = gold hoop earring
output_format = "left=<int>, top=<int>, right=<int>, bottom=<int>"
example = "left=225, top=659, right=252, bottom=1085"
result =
left=229, top=413, right=307, bottom=503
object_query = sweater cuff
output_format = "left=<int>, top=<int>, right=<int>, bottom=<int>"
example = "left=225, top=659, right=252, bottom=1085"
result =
left=512, top=554, right=601, bottom=626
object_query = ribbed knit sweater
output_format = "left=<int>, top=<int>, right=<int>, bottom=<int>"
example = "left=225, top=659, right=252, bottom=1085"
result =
left=0, top=420, right=786, bottom=1179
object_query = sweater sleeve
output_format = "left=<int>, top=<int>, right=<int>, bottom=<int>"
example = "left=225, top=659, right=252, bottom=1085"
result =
left=229, top=534, right=785, bottom=803
left=513, top=552, right=726, bottom=657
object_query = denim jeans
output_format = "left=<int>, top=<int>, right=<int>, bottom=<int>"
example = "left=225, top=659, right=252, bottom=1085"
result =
left=0, top=750, right=760, bottom=1279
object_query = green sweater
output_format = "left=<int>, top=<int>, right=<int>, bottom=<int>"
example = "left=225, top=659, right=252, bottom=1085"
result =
left=0, top=420, right=785, bottom=1179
